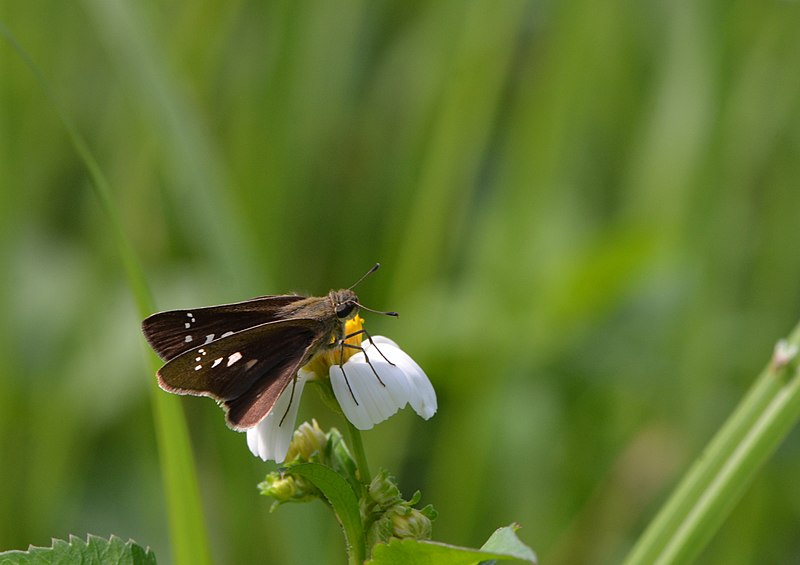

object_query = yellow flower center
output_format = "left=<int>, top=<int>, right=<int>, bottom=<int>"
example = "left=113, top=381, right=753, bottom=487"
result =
left=342, top=315, right=365, bottom=348
left=304, top=315, right=365, bottom=378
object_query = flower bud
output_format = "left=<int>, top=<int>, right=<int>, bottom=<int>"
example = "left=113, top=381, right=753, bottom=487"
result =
left=368, top=469, right=402, bottom=508
left=258, top=472, right=317, bottom=507
left=260, top=475, right=297, bottom=501
left=362, top=469, right=436, bottom=549
left=284, top=419, right=327, bottom=463
left=389, top=506, right=433, bottom=540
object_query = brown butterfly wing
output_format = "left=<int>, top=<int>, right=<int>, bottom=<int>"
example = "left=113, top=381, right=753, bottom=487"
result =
left=156, top=317, right=328, bottom=430
left=142, top=294, right=306, bottom=361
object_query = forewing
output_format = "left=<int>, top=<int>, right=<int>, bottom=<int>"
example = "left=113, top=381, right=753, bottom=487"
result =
left=142, top=294, right=305, bottom=361
left=156, top=317, right=327, bottom=430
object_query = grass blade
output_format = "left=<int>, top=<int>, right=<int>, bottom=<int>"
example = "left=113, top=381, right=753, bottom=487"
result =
left=0, top=22, right=212, bottom=565
left=624, top=323, right=800, bottom=565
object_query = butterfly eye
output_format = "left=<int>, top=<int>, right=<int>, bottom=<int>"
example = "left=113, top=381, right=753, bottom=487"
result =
left=335, top=301, right=355, bottom=319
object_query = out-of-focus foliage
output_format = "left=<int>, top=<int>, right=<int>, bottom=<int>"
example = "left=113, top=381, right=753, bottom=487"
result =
left=1, top=1, right=800, bottom=564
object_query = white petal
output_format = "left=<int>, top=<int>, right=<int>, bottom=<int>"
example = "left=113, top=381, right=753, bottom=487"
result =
left=367, top=337, right=437, bottom=420
left=331, top=336, right=436, bottom=429
left=331, top=363, right=373, bottom=430
left=331, top=355, right=408, bottom=430
left=245, top=369, right=309, bottom=463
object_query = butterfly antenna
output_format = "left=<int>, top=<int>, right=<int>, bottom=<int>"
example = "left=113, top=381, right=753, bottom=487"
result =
left=354, top=301, right=398, bottom=317
left=349, top=263, right=381, bottom=290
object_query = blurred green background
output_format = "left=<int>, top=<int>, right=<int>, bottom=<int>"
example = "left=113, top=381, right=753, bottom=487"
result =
left=2, top=1, right=800, bottom=563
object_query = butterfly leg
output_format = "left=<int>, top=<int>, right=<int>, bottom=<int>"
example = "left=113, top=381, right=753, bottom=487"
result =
left=278, top=375, right=298, bottom=426
left=342, top=329, right=396, bottom=366
left=337, top=341, right=359, bottom=404
left=341, top=342, right=386, bottom=387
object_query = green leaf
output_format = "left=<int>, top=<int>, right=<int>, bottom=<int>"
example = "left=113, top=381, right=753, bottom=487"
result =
left=480, top=524, right=537, bottom=561
left=287, top=463, right=365, bottom=564
left=367, top=525, right=536, bottom=565
left=0, top=534, right=157, bottom=565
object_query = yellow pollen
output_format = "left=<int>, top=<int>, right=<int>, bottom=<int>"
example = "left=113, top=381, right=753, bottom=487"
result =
left=344, top=315, right=365, bottom=347
left=305, top=315, right=365, bottom=378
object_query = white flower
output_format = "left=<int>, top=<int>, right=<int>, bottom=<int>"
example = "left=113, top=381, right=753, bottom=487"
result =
left=245, top=333, right=436, bottom=463
left=330, top=336, right=437, bottom=431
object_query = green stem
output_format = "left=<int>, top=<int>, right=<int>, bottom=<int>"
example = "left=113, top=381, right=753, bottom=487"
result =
left=344, top=422, right=369, bottom=565
left=346, top=420, right=372, bottom=486
left=623, top=322, right=800, bottom=565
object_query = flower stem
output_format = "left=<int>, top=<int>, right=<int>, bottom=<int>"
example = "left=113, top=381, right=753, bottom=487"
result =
left=346, top=420, right=372, bottom=485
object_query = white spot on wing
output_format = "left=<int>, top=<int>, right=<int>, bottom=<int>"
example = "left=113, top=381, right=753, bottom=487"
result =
left=184, top=322, right=191, bottom=329
left=227, top=352, right=243, bottom=367
left=195, top=356, right=201, bottom=362
left=221, top=331, right=234, bottom=338
left=212, top=357, right=223, bottom=368
left=185, top=335, right=192, bottom=343
left=204, top=334, right=215, bottom=344
left=245, top=359, right=257, bottom=370
left=194, top=364, right=202, bottom=371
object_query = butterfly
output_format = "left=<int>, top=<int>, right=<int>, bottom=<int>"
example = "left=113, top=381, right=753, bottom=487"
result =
left=141, top=264, right=395, bottom=429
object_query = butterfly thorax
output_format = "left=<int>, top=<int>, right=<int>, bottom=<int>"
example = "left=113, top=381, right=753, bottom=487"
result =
left=271, top=289, right=358, bottom=344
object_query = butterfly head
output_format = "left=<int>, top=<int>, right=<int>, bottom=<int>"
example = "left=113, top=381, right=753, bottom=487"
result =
left=330, top=289, right=359, bottom=320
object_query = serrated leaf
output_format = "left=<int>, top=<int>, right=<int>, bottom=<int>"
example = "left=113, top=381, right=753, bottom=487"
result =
left=0, top=534, right=156, bottom=565
left=367, top=525, right=536, bottom=565
left=287, top=462, right=365, bottom=564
